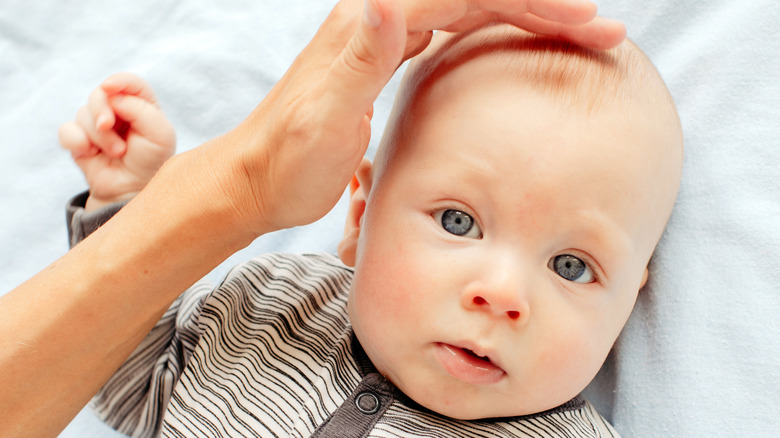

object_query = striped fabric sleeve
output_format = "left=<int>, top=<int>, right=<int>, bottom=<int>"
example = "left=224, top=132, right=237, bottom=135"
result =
left=90, top=280, right=214, bottom=438
left=66, top=191, right=128, bottom=249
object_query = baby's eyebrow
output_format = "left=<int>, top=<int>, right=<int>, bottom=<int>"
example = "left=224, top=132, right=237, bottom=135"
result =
left=572, top=210, right=633, bottom=271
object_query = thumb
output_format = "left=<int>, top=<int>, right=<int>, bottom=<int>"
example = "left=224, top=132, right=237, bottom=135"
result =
left=324, top=0, right=407, bottom=120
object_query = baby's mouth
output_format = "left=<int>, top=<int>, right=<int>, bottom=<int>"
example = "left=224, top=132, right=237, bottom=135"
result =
left=434, top=343, right=506, bottom=385
left=463, top=348, right=491, bottom=363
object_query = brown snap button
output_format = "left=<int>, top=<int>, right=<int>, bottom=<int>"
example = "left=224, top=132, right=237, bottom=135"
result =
left=355, top=391, right=380, bottom=415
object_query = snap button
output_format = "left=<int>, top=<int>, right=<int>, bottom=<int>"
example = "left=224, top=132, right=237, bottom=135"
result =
left=355, top=391, right=380, bottom=415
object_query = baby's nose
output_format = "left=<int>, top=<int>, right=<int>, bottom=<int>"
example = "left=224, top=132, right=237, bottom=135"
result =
left=461, top=274, right=530, bottom=323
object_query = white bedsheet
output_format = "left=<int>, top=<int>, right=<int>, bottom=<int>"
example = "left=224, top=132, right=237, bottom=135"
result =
left=1, top=1, right=778, bottom=436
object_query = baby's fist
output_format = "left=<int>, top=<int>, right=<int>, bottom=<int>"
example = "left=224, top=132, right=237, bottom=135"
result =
left=59, top=73, right=176, bottom=211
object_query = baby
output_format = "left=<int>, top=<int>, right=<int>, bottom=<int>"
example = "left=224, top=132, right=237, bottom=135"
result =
left=62, top=24, right=682, bottom=437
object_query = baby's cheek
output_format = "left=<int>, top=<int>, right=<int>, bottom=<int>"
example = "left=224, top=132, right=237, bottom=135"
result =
left=350, top=268, right=412, bottom=333
left=534, top=327, right=602, bottom=397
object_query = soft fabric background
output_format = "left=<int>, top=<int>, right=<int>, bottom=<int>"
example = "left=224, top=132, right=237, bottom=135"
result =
left=1, top=0, right=777, bottom=436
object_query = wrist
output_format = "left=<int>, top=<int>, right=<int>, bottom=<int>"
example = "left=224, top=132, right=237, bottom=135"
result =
left=198, top=124, right=283, bottom=237
left=85, top=192, right=139, bottom=212
left=149, top=140, right=270, bottom=246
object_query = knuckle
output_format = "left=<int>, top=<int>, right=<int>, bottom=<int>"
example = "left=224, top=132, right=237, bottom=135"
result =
left=88, top=87, right=106, bottom=105
left=341, top=35, right=379, bottom=76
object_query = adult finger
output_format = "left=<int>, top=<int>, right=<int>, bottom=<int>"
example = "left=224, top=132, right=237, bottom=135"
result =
left=323, top=0, right=407, bottom=123
left=498, top=13, right=626, bottom=50
left=514, top=0, right=597, bottom=24
left=108, top=94, right=175, bottom=148
left=398, top=0, right=624, bottom=49
left=403, top=30, right=434, bottom=61
left=401, top=0, right=596, bottom=32
left=436, top=9, right=624, bottom=49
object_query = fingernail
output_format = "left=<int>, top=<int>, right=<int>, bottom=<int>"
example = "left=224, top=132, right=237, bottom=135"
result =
left=112, top=141, right=125, bottom=157
left=96, top=113, right=110, bottom=130
left=363, top=0, right=382, bottom=28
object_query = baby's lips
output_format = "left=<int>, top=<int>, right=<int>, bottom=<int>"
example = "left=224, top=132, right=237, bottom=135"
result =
left=434, top=342, right=506, bottom=385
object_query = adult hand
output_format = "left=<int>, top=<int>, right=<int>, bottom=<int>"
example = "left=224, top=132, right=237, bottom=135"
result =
left=216, top=0, right=625, bottom=234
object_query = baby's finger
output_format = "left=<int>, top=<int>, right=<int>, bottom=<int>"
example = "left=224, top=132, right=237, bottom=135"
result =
left=58, top=121, right=95, bottom=158
left=108, top=94, right=175, bottom=147
left=101, top=72, right=158, bottom=105
left=77, top=105, right=126, bottom=158
left=87, top=87, right=115, bottom=132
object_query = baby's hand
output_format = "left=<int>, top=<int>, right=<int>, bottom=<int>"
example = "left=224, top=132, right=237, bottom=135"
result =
left=59, top=73, right=176, bottom=211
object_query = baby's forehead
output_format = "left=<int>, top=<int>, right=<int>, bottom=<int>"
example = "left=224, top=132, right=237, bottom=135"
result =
left=405, top=25, right=669, bottom=119
left=378, top=25, right=682, bottom=223
left=384, top=85, right=673, bottom=261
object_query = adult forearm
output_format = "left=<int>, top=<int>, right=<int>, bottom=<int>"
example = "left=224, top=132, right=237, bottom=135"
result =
left=0, top=140, right=260, bottom=437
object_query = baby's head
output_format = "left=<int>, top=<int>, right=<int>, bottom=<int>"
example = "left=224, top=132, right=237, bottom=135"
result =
left=338, top=25, right=683, bottom=419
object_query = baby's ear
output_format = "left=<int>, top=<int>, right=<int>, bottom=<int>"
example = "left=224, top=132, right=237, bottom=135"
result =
left=639, top=267, right=649, bottom=290
left=338, top=158, right=373, bottom=267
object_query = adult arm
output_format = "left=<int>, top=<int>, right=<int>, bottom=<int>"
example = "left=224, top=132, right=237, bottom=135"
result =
left=0, top=0, right=624, bottom=436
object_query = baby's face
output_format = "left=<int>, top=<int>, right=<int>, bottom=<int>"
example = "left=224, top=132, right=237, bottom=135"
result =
left=343, top=55, right=678, bottom=419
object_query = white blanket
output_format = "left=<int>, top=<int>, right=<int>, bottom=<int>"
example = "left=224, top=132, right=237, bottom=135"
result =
left=1, top=1, right=778, bottom=436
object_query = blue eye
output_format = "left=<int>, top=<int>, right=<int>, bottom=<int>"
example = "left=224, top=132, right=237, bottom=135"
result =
left=434, top=209, right=482, bottom=239
left=549, top=255, right=595, bottom=284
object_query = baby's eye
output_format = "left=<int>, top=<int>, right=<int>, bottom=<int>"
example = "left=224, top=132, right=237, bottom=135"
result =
left=434, top=209, right=482, bottom=239
left=549, top=254, right=595, bottom=284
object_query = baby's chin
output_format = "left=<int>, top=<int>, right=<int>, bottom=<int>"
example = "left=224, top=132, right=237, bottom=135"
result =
left=395, top=378, right=560, bottom=421
left=410, top=393, right=543, bottom=421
